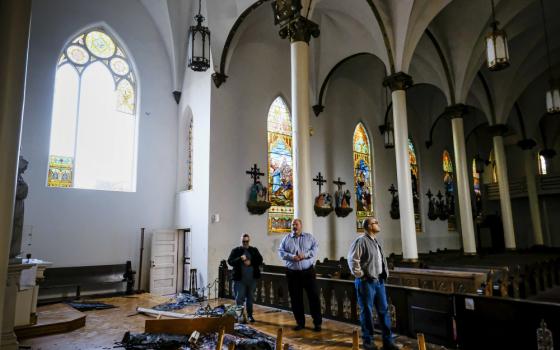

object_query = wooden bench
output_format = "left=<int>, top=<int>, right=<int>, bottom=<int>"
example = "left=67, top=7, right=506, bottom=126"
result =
left=39, top=261, right=135, bottom=302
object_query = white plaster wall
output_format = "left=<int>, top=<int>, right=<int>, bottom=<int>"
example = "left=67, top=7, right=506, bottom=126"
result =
left=206, top=12, right=291, bottom=286
left=21, top=0, right=177, bottom=271
left=174, top=64, right=212, bottom=291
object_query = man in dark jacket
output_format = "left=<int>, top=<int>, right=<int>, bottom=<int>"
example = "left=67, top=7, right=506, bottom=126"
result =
left=227, top=233, right=263, bottom=322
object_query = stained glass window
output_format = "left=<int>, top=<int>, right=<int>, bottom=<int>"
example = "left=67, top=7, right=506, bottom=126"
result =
left=267, top=97, right=294, bottom=233
left=473, top=158, right=482, bottom=218
left=443, top=150, right=456, bottom=231
left=187, top=118, right=193, bottom=190
left=408, top=138, right=422, bottom=232
left=538, top=154, right=548, bottom=175
left=47, top=27, right=137, bottom=191
left=353, top=123, right=374, bottom=231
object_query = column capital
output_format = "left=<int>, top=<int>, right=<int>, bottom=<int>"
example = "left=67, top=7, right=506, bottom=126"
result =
left=488, top=124, right=509, bottom=137
left=445, top=103, right=471, bottom=119
left=278, top=16, right=320, bottom=43
left=383, top=72, right=413, bottom=91
left=517, top=138, right=537, bottom=150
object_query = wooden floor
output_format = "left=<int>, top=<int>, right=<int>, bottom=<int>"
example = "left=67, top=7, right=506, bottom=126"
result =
left=21, top=294, right=433, bottom=349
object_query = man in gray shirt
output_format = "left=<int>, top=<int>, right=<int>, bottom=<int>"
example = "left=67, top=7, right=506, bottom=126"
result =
left=347, top=217, right=398, bottom=350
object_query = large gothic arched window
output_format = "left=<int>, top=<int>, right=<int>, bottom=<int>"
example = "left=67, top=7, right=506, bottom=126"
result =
left=267, top=97, right=294, bottom=233
left=443, top=150, right=456, bottom=230
left=47, top=28, right=137, bottom=191
left=353, top=123, right=374, bottom=231
left=408, top=138, right=422, bottom=231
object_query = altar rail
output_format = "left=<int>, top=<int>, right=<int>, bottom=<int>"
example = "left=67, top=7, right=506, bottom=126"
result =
left=218, top=261, right=560, bottom=349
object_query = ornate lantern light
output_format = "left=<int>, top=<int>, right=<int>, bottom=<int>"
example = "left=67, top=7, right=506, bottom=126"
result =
left=485, top=0, right=510, bottom=71
left=540, top=0, right=560, bottom=113
left=271, top=0, right=302, bottom=26
left=187, top=0, right=210, bottom=72
left=383, top=123, right=395, bottom=149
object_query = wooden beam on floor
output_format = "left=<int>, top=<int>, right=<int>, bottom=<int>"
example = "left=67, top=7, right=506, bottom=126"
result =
left=145, top=315, right=235, bottom=334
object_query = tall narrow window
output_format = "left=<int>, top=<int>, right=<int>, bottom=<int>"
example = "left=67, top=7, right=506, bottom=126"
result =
left=267, top=97, right=294, bottom=233
left=443, top=150, right=456, bottom=230
left=187, top=118, right=193, bottom=190
left=473, top=158, right=483, bottom=218
left=408, top=138, right=422, bottom=231
left=353, top=123, right=374, bottom=231
left=538, top=154, right=548, bottom=175
left=47, top=28, right=137, bottom=191
left=489, top=150, right=498, bottom=183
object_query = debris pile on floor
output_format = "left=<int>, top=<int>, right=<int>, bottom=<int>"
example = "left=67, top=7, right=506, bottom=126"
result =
left=115, top=324, right=293, bottom=350
left=152, top=293, right=205, bottom=311
left=65, top=301, right=116, bottom=311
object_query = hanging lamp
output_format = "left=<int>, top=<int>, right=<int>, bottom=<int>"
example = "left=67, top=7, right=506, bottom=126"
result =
left=187, top=0, right=211, bottom=72
left=486, top=0, right=510, bottom=71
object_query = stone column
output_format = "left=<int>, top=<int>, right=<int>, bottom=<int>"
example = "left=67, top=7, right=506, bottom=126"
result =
left=383, top=72, right=418, bottom=261
left=447, top=105, right=476, bottom=255
left=276, top=9, right=319, bottom=230
left=1, top=264, right=32, bottom=350
left=490, top=125, right=516, bottom=249
left=517, top=139, right=544, bottom=246
left=0, top=0, right=32, bottom=334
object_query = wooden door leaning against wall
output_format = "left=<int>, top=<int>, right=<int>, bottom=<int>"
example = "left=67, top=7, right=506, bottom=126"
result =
left=150, top=230, right=178, bottom=295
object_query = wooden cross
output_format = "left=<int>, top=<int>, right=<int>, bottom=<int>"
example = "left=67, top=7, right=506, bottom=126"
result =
left=425, top=189, right=433, bottom=199
left=313, top=172, right=327, bottom=194
left=388, top=184, right=398, bottom=197
left=333, top=177, right=346, bottom=190
left=246, top=164, right=264, bottom=185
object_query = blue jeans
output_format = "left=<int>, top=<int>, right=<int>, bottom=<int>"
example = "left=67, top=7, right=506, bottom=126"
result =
left=355, top=278, right=393, bottom=345
left=234, top=280, right=256, bottom=317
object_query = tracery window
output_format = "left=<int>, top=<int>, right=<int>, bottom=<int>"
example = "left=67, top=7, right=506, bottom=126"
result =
left=353, top=123, right=374, bottom=231
left=267, top=97, right=294, bottom=233
left=443, top=150, right=456, bottom=230
left=538, top=154, right=548, bottom=175
left=47, top=28, right=137, bottom=191
left=408, top=138, right=422, bottom=232
left=473, top=158, right=482, bottom=218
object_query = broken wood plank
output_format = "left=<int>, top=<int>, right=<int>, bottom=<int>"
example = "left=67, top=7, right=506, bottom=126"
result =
left=145, top=315, right=235, bottom=335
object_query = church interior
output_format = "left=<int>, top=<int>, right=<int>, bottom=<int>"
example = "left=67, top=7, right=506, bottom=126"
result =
left=2, top=0, right=560, bottom=349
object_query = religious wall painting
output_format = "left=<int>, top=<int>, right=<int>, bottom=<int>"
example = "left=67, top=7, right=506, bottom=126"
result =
left=267, top=97, right=294, bottom=232
left=408, top=138, right=422, bottom=232
left=47, top=27, right=137, bottom=191
left=443, top=150, right=456, bottom=231
left=353, top=123, right=374, bottom=231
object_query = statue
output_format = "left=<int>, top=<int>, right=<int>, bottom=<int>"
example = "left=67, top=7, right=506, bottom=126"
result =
left=426, top=190, right=438, bottom=221
left=11, top=156, right=28, bottom=260
left=313, top=172, right=333, bottom=217
left=245, top=164, right=271, bottom=215
left=333, top=177, right=352, bottom=217
left=389, top=184, right=399, bottom=220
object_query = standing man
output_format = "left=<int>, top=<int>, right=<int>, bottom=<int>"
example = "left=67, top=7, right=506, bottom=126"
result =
left=228, top=233, right=263, bottom=323
left=278, top=218, right=322, bottom=331
left=347, top=218, right=398, bottom=350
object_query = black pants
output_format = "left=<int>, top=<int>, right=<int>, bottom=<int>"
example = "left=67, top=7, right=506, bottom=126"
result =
left=286, top=267, right=322, bottom=326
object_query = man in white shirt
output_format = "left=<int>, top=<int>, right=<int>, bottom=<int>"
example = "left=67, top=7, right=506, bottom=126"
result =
left=347, top=217, right=398, bottom=350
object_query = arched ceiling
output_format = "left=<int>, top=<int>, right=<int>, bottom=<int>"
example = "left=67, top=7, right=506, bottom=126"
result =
left=141, top=0, right=560, bottom=149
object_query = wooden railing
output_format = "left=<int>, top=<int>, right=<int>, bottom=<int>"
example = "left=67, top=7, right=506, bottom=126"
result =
left=218, top=260, right=560, bottom=349
left=486, top=173, right=560, bottom=200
